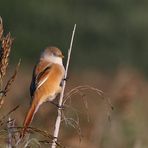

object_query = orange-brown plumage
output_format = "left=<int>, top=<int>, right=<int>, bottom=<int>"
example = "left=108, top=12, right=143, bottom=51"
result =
left=21, top=46, right=65, bottom=138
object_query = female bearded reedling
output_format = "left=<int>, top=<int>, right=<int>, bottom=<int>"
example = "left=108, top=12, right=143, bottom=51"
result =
left=21, top=46, right=65, bottom=137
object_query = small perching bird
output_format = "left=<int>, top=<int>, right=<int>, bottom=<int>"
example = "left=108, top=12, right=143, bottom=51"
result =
left=21, top=46, right=65, bottom=137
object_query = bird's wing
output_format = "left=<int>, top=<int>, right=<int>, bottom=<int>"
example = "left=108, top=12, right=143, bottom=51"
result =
left=30, top=60, right=52, bottom=99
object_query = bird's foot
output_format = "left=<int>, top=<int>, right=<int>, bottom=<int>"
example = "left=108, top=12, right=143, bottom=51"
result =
left=50, top=101, right=64, bottom=110
left=63, top=76, right=69, bottom=81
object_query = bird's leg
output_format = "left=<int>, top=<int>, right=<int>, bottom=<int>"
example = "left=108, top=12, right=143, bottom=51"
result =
left=49, top=86, right=65, bottom=109
left=63, top=76, right=69, bottom=81
left=50, top=101, right=64, bottom=110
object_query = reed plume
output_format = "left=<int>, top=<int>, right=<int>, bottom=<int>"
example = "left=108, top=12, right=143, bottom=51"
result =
left=0, top=33, right=13, bottom=81
left=0, top=17, right=19, bottom=108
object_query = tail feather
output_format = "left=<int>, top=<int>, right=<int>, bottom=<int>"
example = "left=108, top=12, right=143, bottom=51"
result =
left=21, top=102, right=39, bottom=138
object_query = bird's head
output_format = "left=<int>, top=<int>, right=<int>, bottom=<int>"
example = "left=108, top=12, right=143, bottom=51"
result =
left=41, top=46, right=64, bottom=65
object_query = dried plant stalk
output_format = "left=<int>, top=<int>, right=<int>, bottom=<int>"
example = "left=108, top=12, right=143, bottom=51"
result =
left=4, top=59, right=21, bottom=94
left=51, top=24, right=76, bottom=148
left=0, top=32, right=13, bottom=80
left=0, top=60, right=21, bottom=108
left=0, top=17, right=14, bottom=108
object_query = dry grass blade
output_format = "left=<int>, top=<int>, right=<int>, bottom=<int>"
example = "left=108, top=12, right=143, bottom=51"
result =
left=0, top=105, right=19, bottom=123
left=64, top=85, right=103, bottom=99
left=0, top=106, right=19, bottom=138
left=64, top=85, right=102, bottom=102
left=62, top=104, right=85, bottom=135
left=27, top=127, right=53, bottom=139
left=24, top=138, right=41, bottom=147
left=4, top=59, right=21, bottom=95
left=63, top=115, right=82, bottom=142
left=29, top=127, right=65, bottom=147
left=0, top=59, right=21, bottom=108
left=13, top=126, right=65, bottom=147
left=39, top=140, right=66, bottom=147
left=63, top=85, right=114, bottom=122
left=0, top=16, right=3, bottom=40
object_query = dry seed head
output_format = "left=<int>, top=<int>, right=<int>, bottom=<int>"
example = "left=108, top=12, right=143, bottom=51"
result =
left=0, top=33, right=13, bottom=78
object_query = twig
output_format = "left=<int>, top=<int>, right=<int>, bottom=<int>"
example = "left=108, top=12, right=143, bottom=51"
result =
left=0, top=59, right=21, bottom=108
left=4, top=59, right=21, bottom=94
left=0, top=105, right=19, bottom=123
left=51, top=24, right=76, bottom=148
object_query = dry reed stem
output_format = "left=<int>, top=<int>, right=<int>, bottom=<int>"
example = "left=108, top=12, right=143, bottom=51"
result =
left=51, top=24, right=76, bottom=148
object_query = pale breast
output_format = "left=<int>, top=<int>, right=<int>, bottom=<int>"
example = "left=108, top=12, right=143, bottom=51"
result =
left=36, top=63, right=65, bottom=102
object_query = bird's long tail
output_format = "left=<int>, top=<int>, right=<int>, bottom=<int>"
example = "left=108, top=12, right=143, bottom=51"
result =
left=20, top=101, right=40, bottom=138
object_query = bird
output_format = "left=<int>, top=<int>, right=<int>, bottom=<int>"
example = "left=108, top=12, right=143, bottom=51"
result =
left=21, top=46, right=65, bottom=138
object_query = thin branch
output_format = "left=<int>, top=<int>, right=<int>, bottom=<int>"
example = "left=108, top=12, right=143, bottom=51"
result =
left=0, top=59, right=21, bottom=108
left=51, top=24, right=76, bottom=148
left=0, top=105, right=19, bottom=123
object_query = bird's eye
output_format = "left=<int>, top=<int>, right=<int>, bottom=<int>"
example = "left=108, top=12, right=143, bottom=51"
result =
left=52, top=52, right=56, bottom=56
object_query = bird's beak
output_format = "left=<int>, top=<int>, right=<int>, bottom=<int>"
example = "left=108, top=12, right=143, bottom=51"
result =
left=60, top=54, right=64, bottom=58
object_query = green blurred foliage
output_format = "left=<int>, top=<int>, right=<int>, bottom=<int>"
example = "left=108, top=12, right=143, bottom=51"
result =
left=1, top=0, right=148, bottom=72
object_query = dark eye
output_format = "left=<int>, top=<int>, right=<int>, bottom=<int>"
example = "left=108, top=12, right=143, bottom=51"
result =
left=52, top=52, right=57, bottom=56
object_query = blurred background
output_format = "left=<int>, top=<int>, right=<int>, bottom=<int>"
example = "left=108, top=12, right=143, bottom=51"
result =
left=1, top=0, right=148, bottom=147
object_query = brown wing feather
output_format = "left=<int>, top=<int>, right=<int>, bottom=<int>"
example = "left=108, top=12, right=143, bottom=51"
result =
left=30, top=60, right=52, bottom=101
